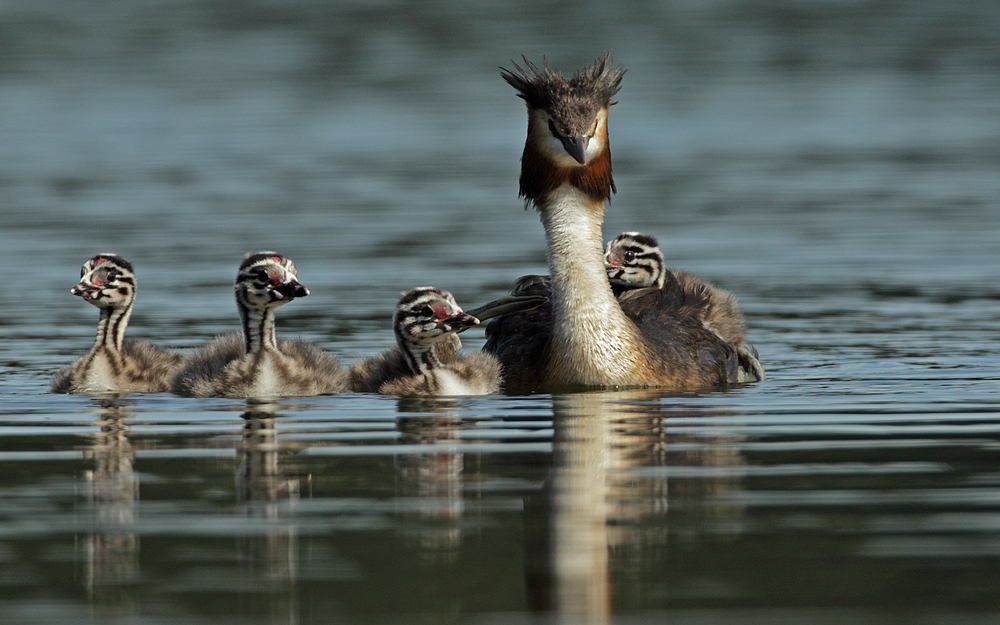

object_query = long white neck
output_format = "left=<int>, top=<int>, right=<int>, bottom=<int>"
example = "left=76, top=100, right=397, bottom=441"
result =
left=94, top=301, right=133, bottom=353
left=539, top=186, right=646, bottom=386
left=238, top=303, right=279, bottom=354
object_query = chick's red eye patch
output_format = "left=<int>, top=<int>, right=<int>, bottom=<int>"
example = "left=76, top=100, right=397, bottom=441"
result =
left=90, top=269, right=108, bottom=287
left=433, top=305, right=451, bottom=320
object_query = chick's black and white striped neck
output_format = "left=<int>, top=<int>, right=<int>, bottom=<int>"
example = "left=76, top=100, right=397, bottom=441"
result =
left=234, top=252, right=309, bottom=354
left=74, top=254, right=137, bottom=353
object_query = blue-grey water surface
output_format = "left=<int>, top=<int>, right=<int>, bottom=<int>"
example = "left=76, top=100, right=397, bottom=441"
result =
left=2, top=1, right=1000, bottom=623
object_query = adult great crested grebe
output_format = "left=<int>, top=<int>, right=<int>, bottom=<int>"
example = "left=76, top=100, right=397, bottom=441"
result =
left=485, top=53, right=751, bottom=391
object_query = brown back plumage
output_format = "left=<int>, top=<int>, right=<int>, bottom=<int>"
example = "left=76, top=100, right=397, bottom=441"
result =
left=482, top=276, right=554, bottom=391
left=484, top=273, right=739, bottom=392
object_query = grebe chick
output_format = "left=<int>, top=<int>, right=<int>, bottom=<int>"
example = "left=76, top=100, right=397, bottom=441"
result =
left=383, top=292, right=550, bottom=368
left=170, top=252, right=348, bottom=398
left=485, top=53, right=741, bottom=391
left=350, top=287, right=502, bottom=396
left=52, top=254, right=182, bottom=394
left=604, top=232, right=745, bottom=346
left=605, top=232, right=764, bottom=382
left=604, top=232, right=669, bottom=295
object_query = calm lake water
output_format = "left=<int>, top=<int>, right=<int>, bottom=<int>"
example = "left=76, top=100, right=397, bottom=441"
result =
left=2, top=0, right=1000, bottom=623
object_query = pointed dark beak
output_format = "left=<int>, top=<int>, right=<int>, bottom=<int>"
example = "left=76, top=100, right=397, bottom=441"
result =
left=560, top=133, right=589, bottom=165
left=71, top=283, right=101, bottom=299
left=274, top=280, right=309, bottom=299
left=465, top=294, right=548, bottom=322
left=443, top=311, right=479, bottom=331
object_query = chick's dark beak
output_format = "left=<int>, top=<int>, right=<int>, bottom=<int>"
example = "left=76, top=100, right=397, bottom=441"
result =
left=71, top=283, right=101, bottom=299
left=274, top=280, right=309, bottom=299
left=443, top=312, right=479, bottom=331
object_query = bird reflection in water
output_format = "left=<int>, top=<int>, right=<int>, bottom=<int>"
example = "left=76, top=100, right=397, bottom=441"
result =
left=394, top=396, right=466, bottom=561
left=525, top=391, right=746, bottom=624
left=79, top=399, right=139, bottom=615
left=238, top=401, right=301, bottom=625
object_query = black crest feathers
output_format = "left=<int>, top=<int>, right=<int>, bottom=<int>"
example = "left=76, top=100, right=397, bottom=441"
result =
left=500, top=52, right=625, bottom=114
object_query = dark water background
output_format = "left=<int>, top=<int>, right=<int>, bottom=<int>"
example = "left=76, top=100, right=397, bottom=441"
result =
left=2, top=0, right=999, bottom=623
